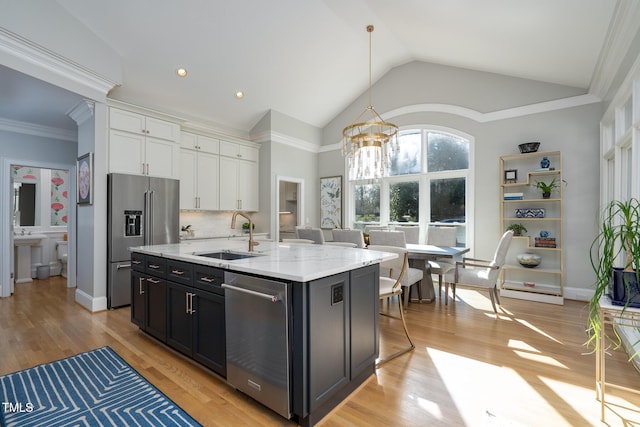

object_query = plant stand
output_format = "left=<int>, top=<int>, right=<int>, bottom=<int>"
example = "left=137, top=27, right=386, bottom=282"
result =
left=596, top=295, right=640, bottom=422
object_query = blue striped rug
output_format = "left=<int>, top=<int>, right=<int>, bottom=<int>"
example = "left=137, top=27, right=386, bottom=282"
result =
left=0, top=346, right=201, bottom=426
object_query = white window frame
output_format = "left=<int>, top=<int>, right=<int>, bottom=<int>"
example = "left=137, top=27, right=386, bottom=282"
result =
left=346, top=125, right=475, bottom=249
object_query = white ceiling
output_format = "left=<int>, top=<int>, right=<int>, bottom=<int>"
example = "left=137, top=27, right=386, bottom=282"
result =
left=0, top=0, right=622, bottom=134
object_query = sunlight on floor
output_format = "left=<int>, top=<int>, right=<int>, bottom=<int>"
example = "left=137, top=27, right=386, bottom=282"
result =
left=508, top=339, right=568, bottom=369
left=425, top=347, right=565, bottom=425
left=513, top=317, right=563, bottom=344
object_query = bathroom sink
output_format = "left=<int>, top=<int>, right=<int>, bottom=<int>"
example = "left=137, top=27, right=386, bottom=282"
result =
left=13, top=234, right=47, bottom=246
left=195, top=251, right=262, bottom=261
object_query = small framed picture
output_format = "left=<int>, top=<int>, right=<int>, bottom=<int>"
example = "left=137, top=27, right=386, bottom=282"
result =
left=77, top=152, right=93, bottom=205
left=504, top=169, right=517, bottom=184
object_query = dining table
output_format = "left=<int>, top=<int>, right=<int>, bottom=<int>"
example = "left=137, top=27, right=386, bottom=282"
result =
left=405, top=243, right=470, bottom=303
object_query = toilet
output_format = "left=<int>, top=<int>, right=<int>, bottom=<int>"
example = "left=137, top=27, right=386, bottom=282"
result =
left=56, top=241, right=68, bottom=278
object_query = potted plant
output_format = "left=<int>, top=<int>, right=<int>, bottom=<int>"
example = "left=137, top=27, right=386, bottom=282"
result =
left=535, top=178, right=559, bottom=199
left=506, top=223, right=527, bottom=236
left=242, top=222, right=254, bottom=234
left=587, top=198, right=640, bottom=350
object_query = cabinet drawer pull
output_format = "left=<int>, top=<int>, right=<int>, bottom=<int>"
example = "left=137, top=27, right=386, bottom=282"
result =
left=139, top=278, right=145, bottom=294
left=171, top=269, right=185, bottom=275
left=147, top=277, right=161, bottom=284
left=148, top=264, right=161, bottom=269
left=132, top=260, right=142, bottom=265
left=200, top=276, right=216, bottom=283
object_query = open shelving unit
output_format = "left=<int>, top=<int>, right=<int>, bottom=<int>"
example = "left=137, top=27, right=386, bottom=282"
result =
left=499, top=150, right=564, bottom=305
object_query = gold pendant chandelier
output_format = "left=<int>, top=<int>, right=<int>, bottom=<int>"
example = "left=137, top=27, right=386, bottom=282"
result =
left=342, top=25, right=398, bottom=181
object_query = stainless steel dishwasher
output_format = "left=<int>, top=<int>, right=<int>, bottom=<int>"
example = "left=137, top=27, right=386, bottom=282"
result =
left=222, top=272, right=290, bottom=418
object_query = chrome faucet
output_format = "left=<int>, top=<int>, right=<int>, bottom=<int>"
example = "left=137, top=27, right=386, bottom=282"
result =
left=231, top=211, right=258, bottom=252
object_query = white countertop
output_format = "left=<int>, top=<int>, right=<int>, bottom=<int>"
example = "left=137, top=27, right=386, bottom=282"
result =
left=130, top=239, right=395, bottom=282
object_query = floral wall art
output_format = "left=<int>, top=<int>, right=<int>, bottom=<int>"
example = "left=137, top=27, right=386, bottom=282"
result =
left=50, top=169, right=69, bottom=225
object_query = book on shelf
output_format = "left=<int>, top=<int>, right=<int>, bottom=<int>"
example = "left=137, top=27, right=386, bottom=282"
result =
left=504, top=192, right=524, bottom=200
left=534, top=237, right=557, bottom=248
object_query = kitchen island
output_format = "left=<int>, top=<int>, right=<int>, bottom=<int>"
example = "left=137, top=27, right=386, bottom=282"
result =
left=130, top=239, right=392, bottom=426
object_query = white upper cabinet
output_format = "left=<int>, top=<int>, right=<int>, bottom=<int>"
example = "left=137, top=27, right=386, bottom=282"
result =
left=180, top=132, right=219, bottom=154
left=219, top=140, right=259, bottom=211
left=108, top=108, right=180, bottom=178
left=180, top=132, right=220, bottom=210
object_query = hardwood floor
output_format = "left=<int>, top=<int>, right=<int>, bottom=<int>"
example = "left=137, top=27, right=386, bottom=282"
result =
left=1, top=276, right=639, bottom=426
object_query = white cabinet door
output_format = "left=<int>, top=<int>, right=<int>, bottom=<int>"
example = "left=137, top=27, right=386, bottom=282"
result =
left=109, top=129, right=146, bottom=175
left=145, top=116, right=179, bottom=141
left=180, top=150, right=197, bottom=209
left=145, top=137, right=179, bottom=179
left=219, top=156, right=239, bottom=210
left=198, top=135, right=219, bottom=154
left=197, top=152, right=219, bottom=210
left=110, top=108, right=145, bottom=134
left=238, top=160, right=258, bottom=211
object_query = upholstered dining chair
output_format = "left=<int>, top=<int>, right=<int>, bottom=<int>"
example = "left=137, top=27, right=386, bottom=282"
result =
left=296, top=227, right=325, bottom=244
left=368, top=230, right=423, bottom=309
left=394, top=225, right=420, bottom=244
left=282, top=238, right=315, bottom=244
left=444, top=230, right=514, bottom=314
left=426, top=226, right=458, bottom=300
left=324, top=241, right=358, bottom=248
left=364, top=225, right=388, bottom=235
left=368, top=245, right=415, bottom=366
left=331, top=229, right=366, bottom=248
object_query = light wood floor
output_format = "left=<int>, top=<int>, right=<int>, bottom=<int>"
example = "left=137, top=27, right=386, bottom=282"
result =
left=1, top=277, right=639, bottom=426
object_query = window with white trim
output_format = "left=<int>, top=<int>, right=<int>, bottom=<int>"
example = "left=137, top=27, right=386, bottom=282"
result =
left=348, top=128, right=473, bottom=246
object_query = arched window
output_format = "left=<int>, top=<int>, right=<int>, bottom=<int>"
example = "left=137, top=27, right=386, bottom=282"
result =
left=348, top=128, right=473, bottom=247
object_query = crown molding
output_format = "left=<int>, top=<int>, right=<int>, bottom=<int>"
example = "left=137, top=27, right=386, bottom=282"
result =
left=385, top=94, right=600, bottom=124
left=67, top=99, right=95, bottom=126
left=323, top=94, right=601, bottom=149
left=252, top=130, right=320, bottom=153
left=0, top=117, right=76, bottom=142
left=0, top=27, right=118, bottom=100
left=589, top=0, right=640, bottom=99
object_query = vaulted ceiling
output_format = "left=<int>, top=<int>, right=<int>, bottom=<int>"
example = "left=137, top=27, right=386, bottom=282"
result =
left=0, top=0, right=633, bottom=135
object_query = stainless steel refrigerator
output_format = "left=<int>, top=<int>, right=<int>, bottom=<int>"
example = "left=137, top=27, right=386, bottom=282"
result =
left=107, top=173, right=179, bottom=308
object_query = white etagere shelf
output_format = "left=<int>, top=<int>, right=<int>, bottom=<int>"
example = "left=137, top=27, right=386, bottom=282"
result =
left=499, top=150, right=564, bottom=305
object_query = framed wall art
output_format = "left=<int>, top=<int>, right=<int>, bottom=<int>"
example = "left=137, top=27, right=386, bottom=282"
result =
left=320, top=175, right=342, bottom=228
left=77, top=152, right=93, bottom=205
left=504, top=169, right=517, bottom=184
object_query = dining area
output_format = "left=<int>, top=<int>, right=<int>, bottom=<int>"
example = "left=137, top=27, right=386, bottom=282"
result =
left=290, top=224, right=513, bottom=365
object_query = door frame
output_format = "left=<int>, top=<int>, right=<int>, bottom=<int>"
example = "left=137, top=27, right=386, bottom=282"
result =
left=1, top=157, right=77, bottom=297
left=274, top=175, right=304, bottom=242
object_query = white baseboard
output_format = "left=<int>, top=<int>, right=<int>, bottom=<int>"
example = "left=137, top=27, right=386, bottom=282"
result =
left=563, top=286, right=595, bottom=302
left=75, top=288, right=107, bottom=312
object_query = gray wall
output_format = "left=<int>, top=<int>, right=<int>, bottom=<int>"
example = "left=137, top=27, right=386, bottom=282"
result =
left=318, top=61, right=602, bottom=296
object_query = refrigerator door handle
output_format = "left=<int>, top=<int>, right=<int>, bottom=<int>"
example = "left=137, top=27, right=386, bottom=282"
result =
left=148, top=190, right=155, bottom=245
left=143, top=190, right=149, bottom=245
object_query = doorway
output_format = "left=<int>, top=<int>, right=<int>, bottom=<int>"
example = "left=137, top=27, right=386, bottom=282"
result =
left=1, top=158, right=76, bottom=297
left=275, top=176, right=304, bottom=242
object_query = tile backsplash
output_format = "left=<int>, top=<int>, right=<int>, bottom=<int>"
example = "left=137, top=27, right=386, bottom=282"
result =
left=179, top=211, right=254, bottom=239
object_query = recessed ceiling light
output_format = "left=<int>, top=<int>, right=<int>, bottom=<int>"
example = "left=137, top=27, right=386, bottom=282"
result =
left=176, top=68, right=188, bottom=77
left=235, top=91, right=244, bottom=99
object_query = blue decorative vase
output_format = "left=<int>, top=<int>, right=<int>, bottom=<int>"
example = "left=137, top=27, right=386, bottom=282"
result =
left=540, top=156, right=550, bottom=169
left=539, top=230, right=549, bottom=238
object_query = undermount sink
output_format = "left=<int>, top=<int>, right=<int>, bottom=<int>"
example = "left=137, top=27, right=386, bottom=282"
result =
left=195, top=251, right=262, bottom=261
left=13, top=234, right=47, bottom=246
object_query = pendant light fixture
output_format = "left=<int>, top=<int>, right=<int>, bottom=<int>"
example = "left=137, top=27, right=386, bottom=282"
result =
left=342, top=25, right=398, bottom=181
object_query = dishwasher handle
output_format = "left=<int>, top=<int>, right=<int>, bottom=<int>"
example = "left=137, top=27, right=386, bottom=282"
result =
left=221, top=283, right=280, bottom=302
